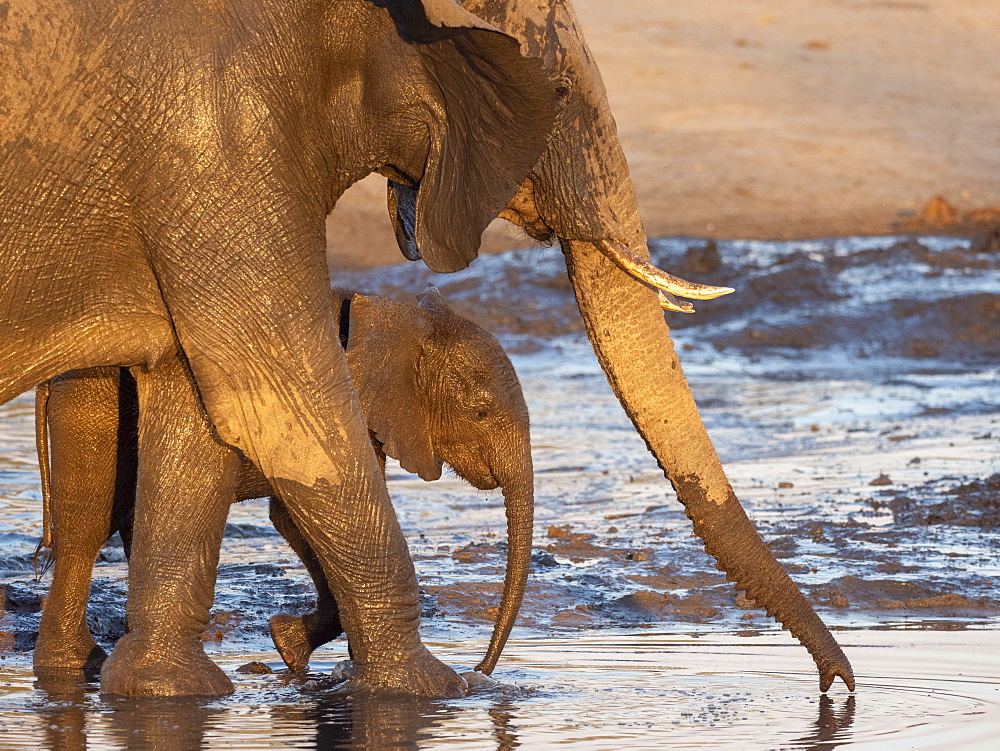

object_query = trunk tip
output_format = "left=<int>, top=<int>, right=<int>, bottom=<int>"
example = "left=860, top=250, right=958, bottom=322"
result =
left=821, top=665, right=856, bottom=693
left=473, top=660, right=494, bottom=676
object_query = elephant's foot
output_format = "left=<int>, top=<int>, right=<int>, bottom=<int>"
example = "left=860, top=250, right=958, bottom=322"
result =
left=100, top=633, right=234, bottom=697
left=34, top=630, right=107, bottom=671
left=348, top=645, right=467, bottom=699
left=270, top=614, right=312, bottom=672
left=270, top=610, right=343, bottom=672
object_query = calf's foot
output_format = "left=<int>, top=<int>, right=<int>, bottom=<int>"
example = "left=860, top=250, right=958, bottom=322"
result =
left=270, top=614, right=312, bottom=673
left=270, top=609, right=343, bottom=672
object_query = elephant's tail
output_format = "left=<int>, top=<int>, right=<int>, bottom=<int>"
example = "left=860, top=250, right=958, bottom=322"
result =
left=33, top=380, right=54, bottom=578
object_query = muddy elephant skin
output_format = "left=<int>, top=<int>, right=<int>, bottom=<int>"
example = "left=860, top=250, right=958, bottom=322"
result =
left=34, top=287, right=534, bottom=676
left=1, top=0, right=556, bottom=697
left=5, top=0, right=852, bottom=695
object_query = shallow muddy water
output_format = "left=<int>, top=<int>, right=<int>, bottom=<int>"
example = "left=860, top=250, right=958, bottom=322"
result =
left=0, top=630, right=997, bottom=749
left=0, top=235, right=997, bottom=748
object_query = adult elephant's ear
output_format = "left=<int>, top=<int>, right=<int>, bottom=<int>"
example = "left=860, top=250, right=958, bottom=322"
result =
left=346, top=294, right=442, bottom=481
left=384, top=0, right=557, bottom=273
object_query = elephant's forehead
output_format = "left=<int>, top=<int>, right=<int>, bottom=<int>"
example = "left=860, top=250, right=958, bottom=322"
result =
left=465, top=0, right=590, bottom=67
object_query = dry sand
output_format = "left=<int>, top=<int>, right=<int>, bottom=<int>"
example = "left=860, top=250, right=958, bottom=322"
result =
left=327, top=0, right=1000, bottom=270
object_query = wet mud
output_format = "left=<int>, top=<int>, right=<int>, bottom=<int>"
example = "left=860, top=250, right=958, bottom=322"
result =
left=0, top=234, right=998, bottom=747
left=335, top=231, right=1000, bottom=363
left=879, top=473, right=1000, bottom=528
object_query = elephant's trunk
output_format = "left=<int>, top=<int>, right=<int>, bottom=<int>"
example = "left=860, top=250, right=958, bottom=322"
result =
left=475, top=458, right=534, bottom=675
left=561, top=236, right=854, bottom=693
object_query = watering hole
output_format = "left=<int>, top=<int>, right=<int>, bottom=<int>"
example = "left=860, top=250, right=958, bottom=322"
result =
left=1, top=235, right=998, bottom=748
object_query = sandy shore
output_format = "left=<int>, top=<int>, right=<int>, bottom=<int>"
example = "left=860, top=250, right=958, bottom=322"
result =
left=327, top=0, right=1000, bottom=270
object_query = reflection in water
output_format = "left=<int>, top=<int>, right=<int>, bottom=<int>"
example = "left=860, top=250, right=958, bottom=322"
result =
left=271, top=689, right=522, bottom=750
left=104, top=695, right=218, bottom=750
left=31, top=666, right=528, bottom=751
left=795, top=694, right=857, bottom=750
left=314, top=693, right=434, bottom=750
left=33, top=668, right=94, bottom=751
left=34, top=669, right=221, bottom=751
left=273, top=691, right=442, bottom=750
left=488, top=699, right=520, bottom=750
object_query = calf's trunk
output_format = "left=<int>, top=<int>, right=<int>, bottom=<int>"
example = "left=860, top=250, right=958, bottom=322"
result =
left=476, top=463, right=534, bottom=675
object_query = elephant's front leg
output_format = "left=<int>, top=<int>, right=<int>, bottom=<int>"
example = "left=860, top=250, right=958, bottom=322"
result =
left=262, top=420, right=461, bottom=697
left=99, top=352, right=240, bottom=697
left=146, top=225, right=463, bottom=697
left=268, top=440, right=387, bottom=672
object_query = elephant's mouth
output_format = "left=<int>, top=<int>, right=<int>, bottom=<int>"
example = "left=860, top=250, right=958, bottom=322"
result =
left=467, top=472, right=500, bottom=492
left=445, top=460, right=499, bottom=491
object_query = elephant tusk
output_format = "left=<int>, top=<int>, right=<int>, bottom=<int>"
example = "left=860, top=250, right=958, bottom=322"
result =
left=596, top=239, right=735, bottom=303
left=658, top=291, right=695, bottom=314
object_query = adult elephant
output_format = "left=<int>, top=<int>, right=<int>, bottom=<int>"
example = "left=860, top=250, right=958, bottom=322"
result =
left=1, top=0, right=556, bottom=697
left=34, top=287, right=534, bottom=677
left=4, top=0, right=852, bottom=696
left=383, top=0, right=855, bottom=692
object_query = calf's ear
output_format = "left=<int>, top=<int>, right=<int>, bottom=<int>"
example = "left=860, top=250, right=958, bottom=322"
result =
left=415, top=283, right=454, bottom=316
left=345, top=294, right=442, bottom=481
left=385, top=0, right=556, bottom=272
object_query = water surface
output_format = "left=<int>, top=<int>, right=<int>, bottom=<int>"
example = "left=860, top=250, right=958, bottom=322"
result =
left=1, top=235, right=997, bottom=747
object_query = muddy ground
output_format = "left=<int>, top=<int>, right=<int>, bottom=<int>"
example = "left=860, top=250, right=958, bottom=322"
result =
left=1, top=231, right=996, bottom=665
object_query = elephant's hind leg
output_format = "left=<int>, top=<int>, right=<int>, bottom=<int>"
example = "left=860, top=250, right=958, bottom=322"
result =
left=268, top=496, right=344, bottom=672
left=99, top=352, right=240, bottom=697
left=35, top=369, right=122, bottom=671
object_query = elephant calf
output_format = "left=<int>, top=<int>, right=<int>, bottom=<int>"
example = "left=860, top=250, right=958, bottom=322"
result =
left=34, top=286, right=534, bottom=676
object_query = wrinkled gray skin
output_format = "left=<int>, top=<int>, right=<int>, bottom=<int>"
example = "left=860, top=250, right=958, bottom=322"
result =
left=427, top=0, right=854, bottom=692
left=4, top=0, right=854, bottom=696
left=1, top=0, right=555, bottom=697
left=33, top=287, right=534, bottom=677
